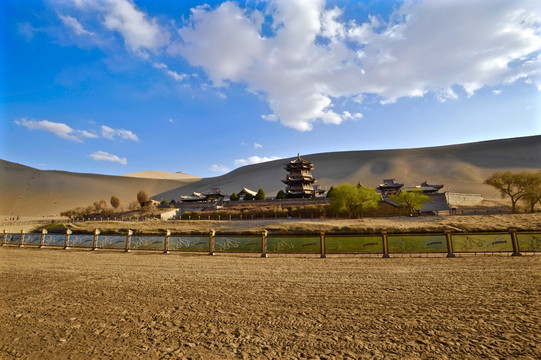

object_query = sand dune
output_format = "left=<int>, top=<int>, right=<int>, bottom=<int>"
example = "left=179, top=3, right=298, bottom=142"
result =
left=154, top=135, right=541, bottom=202
left=123, top=170, right=201, bottom=181
left=0, top=161, right=199, bottom=217
left=1, top=136, right=539, bottom=216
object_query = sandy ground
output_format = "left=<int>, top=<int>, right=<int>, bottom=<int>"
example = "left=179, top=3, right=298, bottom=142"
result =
left=2, top=213, right=541, bottom=234
left=1, top=248, right=539, bottom=359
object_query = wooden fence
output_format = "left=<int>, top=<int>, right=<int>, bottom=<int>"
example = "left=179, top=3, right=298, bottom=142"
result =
left=2, top=228, right=540, bottom=257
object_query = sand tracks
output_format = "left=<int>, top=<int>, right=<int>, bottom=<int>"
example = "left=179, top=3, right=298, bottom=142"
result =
left=0, top=249, right=539, bottom=359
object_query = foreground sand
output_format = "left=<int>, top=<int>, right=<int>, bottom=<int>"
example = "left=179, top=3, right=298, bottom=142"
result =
left=1, top=248, right=539, bottom=359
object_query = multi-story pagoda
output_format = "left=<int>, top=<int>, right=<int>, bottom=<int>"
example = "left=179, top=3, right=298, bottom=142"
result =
left=282, top=154, right=316, bottom=198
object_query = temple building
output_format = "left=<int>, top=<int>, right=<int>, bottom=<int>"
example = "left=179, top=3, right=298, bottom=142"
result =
left=376, top=179, right=404, bottom=195
left=282, top=154, right=317, bottom=198
left=414, top=181, right=444, bottom=194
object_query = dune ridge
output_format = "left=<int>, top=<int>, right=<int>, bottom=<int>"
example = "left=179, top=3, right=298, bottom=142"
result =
left=1, top=135, right=539, bottom=217
left=122, top=170, right=201, bottom=180
left=154, top=135, right=541, bottom=202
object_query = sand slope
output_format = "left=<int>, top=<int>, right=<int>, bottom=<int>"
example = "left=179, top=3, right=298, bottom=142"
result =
left=1, top=136, right=539, bottom=217
left=0, top=161, right=199, bottom=217
left=155, top=135, right=541, bottom=201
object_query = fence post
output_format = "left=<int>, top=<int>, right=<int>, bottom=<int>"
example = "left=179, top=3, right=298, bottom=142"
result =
left=39, top=229, right=47, bottom=248
left=163, top=230, right=171, bottom=254
left=125, top=230, right=133, bottom=253
left=19, top=230, right=26, bottom=247
left=320, top=231, right=327, bottom=258
left=209, top=230, right=215, bottom=256
left=509, top=227, right=521, bottom=256
left=1, top=230, right=7, bottom=246
left=92, top=229, right=100, bottom=251
left=261, top=230, right=268, bottom=258
left=444, top=228, right=455, bottom=258
left=381, top=230, right=390, bottom=258
left=64, top=229, right=72, bottom=250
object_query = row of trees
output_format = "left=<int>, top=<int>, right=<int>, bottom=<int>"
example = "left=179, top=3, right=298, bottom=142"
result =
left=61, top=190, right=154, bottom=219
left=484, top=171, right=541, bottom=212
left=326, top=183, right=430, bottom=217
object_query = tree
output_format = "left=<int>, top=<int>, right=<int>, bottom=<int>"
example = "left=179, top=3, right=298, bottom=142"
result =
left=92, top=199, right=108, bottom=213
left=137, top=190, right=150, bottom=207
left=244, top=192, right=254, bottom=201
left=110, top=195, right=121, bottom=209
left=390, top=189, right=430, bottom=215
left=329, top=184, right=380, bottom=218
left=255, top=188, right=266, bottom=200
left=326, top=186, right=335, bottom=199
left=522, top=172, right=541, bottom=213
left=276, top=190, right=286, bottom=199
left=230, top=192, right=239, bottom=201
left=484, top=172, right=531, bottom=212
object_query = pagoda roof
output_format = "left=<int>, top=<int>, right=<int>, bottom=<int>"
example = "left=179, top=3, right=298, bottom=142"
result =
left=288, top=153, right=312, bottom=165
left=378, top=179, right=404, bottom=188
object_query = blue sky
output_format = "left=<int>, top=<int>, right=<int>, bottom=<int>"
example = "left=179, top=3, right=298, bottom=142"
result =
left=1, top=0, right=540, bottom=177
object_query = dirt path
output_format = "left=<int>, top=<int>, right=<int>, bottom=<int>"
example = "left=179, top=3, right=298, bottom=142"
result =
left=1, top=248, right=540, bottom=359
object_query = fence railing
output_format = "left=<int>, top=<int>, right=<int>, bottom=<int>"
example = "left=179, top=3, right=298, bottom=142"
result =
left=2, top=228, right=539, bottom=257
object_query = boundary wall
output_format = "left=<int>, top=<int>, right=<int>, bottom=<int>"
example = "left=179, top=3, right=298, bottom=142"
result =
left=2, top=228, right=539, bottom=258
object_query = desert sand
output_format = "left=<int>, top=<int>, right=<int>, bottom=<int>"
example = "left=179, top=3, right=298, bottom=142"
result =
left=2, top=135, right=540, bottom=217
left=1, top=248, right=539, bottom=359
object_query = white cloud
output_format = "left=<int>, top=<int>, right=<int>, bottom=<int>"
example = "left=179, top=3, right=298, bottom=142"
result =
left=493, top=89, right=502, bottom=95
left=341, top=111, right=363, bottom=120
left=174, top=0, right=541, bottom=131
left=58, top=14, right=94, bottom=36
left=101, top=125, right=139, bottom=141
left=209, top=164, right=229, bottom=173
left=15, top=118, right=97, bottom=142
left=101, top=0, right=169, bottom=56
left=152, top=62, right=187, bottom=81
left=254, top=143, right=262, bottom=149
left=261, top=114, right=277, bottom=122
left=88, top=151, right=127, bottom=165
left=234, top=156, right=281, bottom=166
left=168, top=118, right=174, bottom=123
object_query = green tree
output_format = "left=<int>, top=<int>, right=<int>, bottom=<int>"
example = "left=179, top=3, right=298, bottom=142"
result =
left=326, top=186, right=335, bottom=198
left=255, top=188, right=266, bottom=200
left=230, top=192, right=239, bottom=201
left=276, top=190, right=286, bottom=199
left=137, top=190, right=150, bottom=207
left=329, top=184, right=380, bottom=218
left=390, top=189, right=430, bottom=215
left=110, top=195, right=121, bottom=209
left=244, top=192, right=254, bottom=201
left=522, top=172, right=541, bottom=213
left=484, top=172, right=531, bottom=212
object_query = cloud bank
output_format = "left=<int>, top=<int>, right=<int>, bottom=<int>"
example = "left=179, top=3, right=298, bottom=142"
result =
left=174, top=0, right=541, bottom=131
left=15, top=119, right=138, bottom=143
left=50, top=0, right=541, bottom=132
left=15, top=118, right=98, bottom=142
left=234, top=156, right=281, bottom=166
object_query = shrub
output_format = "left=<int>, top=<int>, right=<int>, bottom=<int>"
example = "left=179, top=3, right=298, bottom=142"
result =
left=255, top=188, right=266, bottom=200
